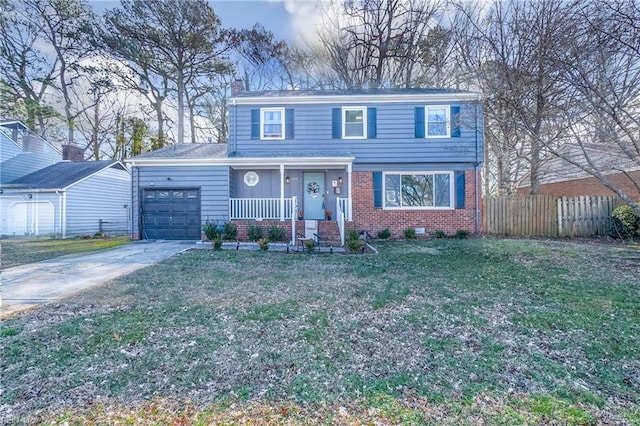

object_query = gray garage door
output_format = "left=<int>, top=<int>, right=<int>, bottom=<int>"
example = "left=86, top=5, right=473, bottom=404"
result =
left=141, top=188, right=201, bottom=240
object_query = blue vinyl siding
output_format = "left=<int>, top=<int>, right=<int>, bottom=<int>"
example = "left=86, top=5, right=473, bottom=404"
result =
left=230, top=102, right=482, bottom=165
left=132, top=165, right=229, bottom=236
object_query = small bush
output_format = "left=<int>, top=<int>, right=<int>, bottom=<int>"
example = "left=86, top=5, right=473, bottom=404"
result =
left=347, top=229, right=360, bottom=242
left=377, top=228, right=392, bottom=240
left=433, top=229, right=447, bottom=239
left=455, top=229, right=469, bottom=239
left=268, top=225, right=287, bottom=242
left=347, top=238, right=364, bottom=252
left=202, top=221, right=220, bottom=241
left=212, top=235, right=223, bottom=250
left=221, top=222, right=238, bottom=240
left=404, top=227, right=417, bottom=239
left=611, top=204, right=640, bottom=239
left=303, top=238, right=316, bottom=253
left=257, top=237, right=269, bottom=250
left=247, top=224, right=264, bottom=242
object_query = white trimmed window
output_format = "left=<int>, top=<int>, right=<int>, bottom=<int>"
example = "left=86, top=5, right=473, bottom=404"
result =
left=342, top=106, right=367, bottom=139
left=261, top=107, right=285, bottom=140
left=383, top=171, right=454, bottom=209
left=426, top=106, right=450, bottom=138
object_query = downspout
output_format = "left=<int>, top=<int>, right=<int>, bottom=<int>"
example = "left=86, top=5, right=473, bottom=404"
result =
left=55, top=190, right=63, bottom=237
left=62, top=191, right=67, bottom=238
left=474, top=99, right=482, bottom=234
left=132, top=163, right=138, bottom=239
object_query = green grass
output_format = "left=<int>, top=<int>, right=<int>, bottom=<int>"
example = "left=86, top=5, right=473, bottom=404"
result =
left=1, top=238, right=638, bottom=424
left=0, top=236, right=130, bottom=268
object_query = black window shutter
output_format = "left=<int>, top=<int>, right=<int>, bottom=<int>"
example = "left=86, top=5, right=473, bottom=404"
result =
left=285, top=108, right=294, bottom=139
left=455, top=171, right=465, bottom=208
left=367, top=107, right=377, bottom=138
left=451, top=106, right=461, bottom=137
left=415, top=106, right=425, bottom=138
left=251, top=109, right=260, bottom=139
left=373, top=172, right=383, bottom=208
left=332, top=108, right=342, bottom=139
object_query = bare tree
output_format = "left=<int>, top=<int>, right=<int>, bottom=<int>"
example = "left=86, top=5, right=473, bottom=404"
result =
left=452, top=0, right=574, bottom=194
left=553, top=0, right=640, bottom=213
left=318, top=0, right=442, bottom=89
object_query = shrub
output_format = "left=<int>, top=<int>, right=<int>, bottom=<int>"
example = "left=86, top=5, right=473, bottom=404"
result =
left=455, top=229, right=469, bottom=239
left=433, top=229, right=447, bottom=239
left=346, top=238, right=364, bottom=252
left=221, top=222, right=238, bottom=240
left=377, top=228, right=392, bottom=240
left=268, top=225, right=287, bottom=242
left=303, top=238, right=315, bottom=253
left=347, top=229, right=360, bottom=242
left=203, top=221, right=220, bottom=241
left=611, top=203, right=640, bottom=239
left=247, top=224, right=264, bottom=242
left=257, top=237, right=269, bottom=250
left=404, top=227, right=417, bottom=239
left=212, top=235, right=223, bottom=250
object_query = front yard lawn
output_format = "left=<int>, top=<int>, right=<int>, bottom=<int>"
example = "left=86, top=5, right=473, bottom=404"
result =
left=1, top=238, right=638, bottom=424
left=1, top=236, right=130, bottom=269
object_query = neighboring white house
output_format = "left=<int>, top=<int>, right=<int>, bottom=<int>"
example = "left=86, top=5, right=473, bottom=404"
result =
left=0, top=161, right=131, bottom=237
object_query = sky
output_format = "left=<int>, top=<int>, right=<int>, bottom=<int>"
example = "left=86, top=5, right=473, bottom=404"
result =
left=89, top=0, right=325, bottom=44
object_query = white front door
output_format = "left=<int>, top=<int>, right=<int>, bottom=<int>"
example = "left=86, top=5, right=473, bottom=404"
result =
left=303, top=172, right=325, bottom=220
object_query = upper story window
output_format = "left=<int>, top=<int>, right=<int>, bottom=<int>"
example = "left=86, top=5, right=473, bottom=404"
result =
left=426, top=106, right=450, bottom=138
left=261, top=108, right=285, bottom=140
left=332, top=107, right=376, bottom=139
left=414, top=105, right=461, bottom=139
left=342, top=107, right=367, bottom=139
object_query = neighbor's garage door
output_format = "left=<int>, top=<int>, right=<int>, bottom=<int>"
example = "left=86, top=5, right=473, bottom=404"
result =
left=142, top=188, right=201, bottom=240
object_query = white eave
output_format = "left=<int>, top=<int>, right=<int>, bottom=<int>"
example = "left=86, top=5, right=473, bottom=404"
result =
left=230, top=92, right=483, bottom=106
left=125, top=156, right=355, bottom=168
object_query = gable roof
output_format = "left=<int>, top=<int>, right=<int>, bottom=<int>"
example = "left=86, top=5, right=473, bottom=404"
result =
left=4, top=160, right=127, bottom=189
left=230, top=87, right=482, bottom=105
left=128, top=143, right=228, bottom=160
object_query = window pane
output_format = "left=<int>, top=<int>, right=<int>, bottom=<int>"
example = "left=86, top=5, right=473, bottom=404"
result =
left=344, top=109, right=364, bottom=137
left=402, top=174, right=433, bottom=206
left=172, top=191, right=184, bottom=198
left=435, top=174, right=451, bottom=207
left=158, top=191, right=169, bottom=199
left=384, top=174, right=401, bottom=207
left=345, top=122, right=364, bottom=137
left=262, top=110, right=283, bottom=138
left=427, top=108, right=447, bottom=136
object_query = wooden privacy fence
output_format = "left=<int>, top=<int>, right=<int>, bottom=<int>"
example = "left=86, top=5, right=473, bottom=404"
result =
left=483, top=195, right=622, bottom=237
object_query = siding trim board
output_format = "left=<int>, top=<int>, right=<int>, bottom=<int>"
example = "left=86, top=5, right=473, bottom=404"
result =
left=231, top=92, right=482, bottom=105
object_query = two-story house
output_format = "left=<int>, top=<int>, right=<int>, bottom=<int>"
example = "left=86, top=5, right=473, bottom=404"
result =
left=126, top=88, right=484, bottom=244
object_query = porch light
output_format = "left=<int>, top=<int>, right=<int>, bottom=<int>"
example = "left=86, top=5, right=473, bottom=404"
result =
left=285, top=176, right=291, bottom=184
left=338, top=176, right=343, bottom=185
left=28, top=193, right=33, bottom=199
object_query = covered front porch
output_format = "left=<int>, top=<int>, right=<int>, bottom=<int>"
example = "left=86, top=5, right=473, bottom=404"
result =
left=226, top=154, right=354, bottom=244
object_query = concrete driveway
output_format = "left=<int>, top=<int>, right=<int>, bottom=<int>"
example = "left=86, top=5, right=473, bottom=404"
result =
left=1, top=240, right=195, bottom=317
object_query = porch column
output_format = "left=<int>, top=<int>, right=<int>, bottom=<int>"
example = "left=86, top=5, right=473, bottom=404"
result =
left=280, top=164, right=285, bottom=221
left=347, top=163, right=353, bottom=221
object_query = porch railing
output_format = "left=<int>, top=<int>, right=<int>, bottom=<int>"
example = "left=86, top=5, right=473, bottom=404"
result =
left=229, top=198, right=294, bottom=220
left=336, top=197, right=352, bottom=221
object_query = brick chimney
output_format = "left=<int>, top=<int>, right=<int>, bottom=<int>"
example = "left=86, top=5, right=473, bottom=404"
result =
left=62, top=144, right=85, bottom=161
left=231, top=79, right=245, bottom=96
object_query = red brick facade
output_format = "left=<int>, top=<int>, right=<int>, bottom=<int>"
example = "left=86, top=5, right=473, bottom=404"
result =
left=519, top=170, right=640, bottom=201
left=350, top=170, right=481, bottom=238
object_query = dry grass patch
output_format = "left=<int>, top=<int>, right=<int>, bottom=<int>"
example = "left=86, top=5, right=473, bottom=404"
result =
left=1, top=238, right=638, bottom=424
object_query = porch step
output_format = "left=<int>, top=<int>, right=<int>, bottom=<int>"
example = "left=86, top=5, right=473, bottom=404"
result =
left=318, top=220, right=342, bottom=246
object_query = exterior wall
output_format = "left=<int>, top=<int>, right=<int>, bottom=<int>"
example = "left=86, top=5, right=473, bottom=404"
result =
left=350, top=170, right=480, bottom=237
left=0, top=152, right=59, bottom=183
left=132, top=165, right=230, bottom=238
left=0, top=131, right=22, bottom=163
left=229, top=101, right=483, bottom=165
left=65, top=167, right=131, bottom=236
left=230, top=168, right=348, bottom=217
left=519, top=170, right=640, bottom=201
